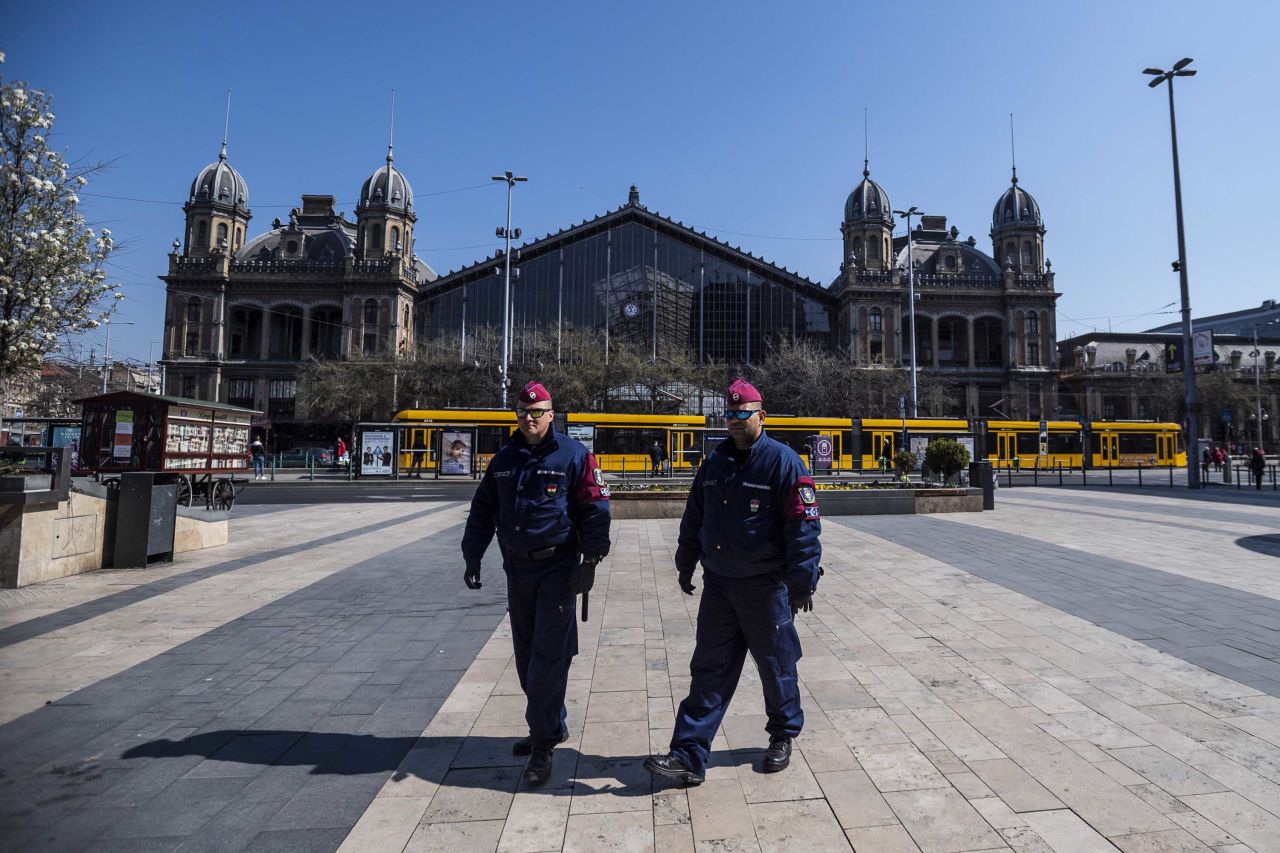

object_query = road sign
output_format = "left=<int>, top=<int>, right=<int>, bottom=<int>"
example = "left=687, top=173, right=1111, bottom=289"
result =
left=1220, top=408, right=1233, bottom=424
left=898, top=395, right=906, bottom=418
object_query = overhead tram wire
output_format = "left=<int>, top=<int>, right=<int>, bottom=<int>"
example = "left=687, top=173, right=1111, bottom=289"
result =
left=80, top=180, right=498, bottom=209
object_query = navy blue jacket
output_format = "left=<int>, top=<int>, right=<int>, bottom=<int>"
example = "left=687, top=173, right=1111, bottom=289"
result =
left=675, top=430, right=822, bottom=594
left=462, top=424, right=611, bottom=568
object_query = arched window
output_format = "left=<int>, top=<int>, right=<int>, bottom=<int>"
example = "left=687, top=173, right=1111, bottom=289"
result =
left=235, top=227, right=243, bottom=250
left=868, top=307, right=883, bottom=332
left=363, top=299, right=379, bottom=355
left=1005, top=241, right=1016, bottom=265
left=867, top=238, right=880, bottom=260
left=370, top=224, right=383, bottom=250
left=884, top=237, right=890, bottom=261
left=1026, top=313, right=1040, bottom=365
left=1022, top=241, right=1033, bottom=267
left=390, top=226, right=401, bottom=251
left=851, top=237, right=863, bottom=262
left=216, top=223, right=228, bottom=246
left=1026, top=313, right=1039, bottom=336
left=186, top=297, right=201, bottom=322
left=196, top=220, right=208, bottom=247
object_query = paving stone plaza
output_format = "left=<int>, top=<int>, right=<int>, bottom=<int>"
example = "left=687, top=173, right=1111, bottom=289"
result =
left=2, top=487, right=1280, bottom=852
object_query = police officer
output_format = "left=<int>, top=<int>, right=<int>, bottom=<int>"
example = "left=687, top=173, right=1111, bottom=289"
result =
left=461, top=380, right=611, bottom=785
left=645, top=379, right=821, bottom=785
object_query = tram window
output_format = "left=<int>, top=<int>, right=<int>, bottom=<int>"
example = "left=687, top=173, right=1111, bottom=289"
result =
left=986, top=433, right=1001, bottom=458
left=841, top=431, right=854, bottom=457
left=768, top=431, right=811, bottom=453
left=594, top=427, right=665, bottom=455
left=1118, top=433, right=1157, bottom=455
left=1017, top=433, right=1039, bottom=454
left=476, top=426, right=510, bottom=455
left=1048, top=434, right=1081, bottom=454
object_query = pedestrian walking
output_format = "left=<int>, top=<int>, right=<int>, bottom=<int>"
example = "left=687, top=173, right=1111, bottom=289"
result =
left=649, top=440, right=663, bottom=477
left=336, top=436, right=347, bottom=470
left=1201, top=446, right=1211, bottom=479
left=645, top=379, right=822, bottom=786
left=1250, top=447, right=1267, bottom=490
left=461, top=380, right=612, bottom=785
left=250, top=438, right=265, bottom=480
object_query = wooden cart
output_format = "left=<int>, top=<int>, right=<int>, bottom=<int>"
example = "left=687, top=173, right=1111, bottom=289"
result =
left=76, top=391, right=260, bottom=511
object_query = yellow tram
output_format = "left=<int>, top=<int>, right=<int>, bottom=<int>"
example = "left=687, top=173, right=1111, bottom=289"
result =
left=392, top=408, right=1186, bottom=473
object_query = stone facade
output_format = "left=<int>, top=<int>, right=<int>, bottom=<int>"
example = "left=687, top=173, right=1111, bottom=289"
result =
left=834, top=165, right=1060, bottom=420
left=160, top=145, right=434, bottom=444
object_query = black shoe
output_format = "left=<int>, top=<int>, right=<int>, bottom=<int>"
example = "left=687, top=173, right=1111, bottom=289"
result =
left=523, top=748, right=553, bottom=786
left=643, top=753, right=704, bottom=786
left=763, top=737, right=792, bottom=773
left=512, top=728, right=569, bottom=756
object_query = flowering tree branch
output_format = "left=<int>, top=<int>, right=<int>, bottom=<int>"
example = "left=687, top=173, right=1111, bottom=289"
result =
left=0, top=52, right=120, bottom=379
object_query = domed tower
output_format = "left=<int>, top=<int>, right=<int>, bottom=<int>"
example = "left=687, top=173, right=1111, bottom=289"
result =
left=356, top=143, right=415, bottom=261
left=841, top=161, right=894, bottom=278
left=183, top=141, right=251, bottom=256
left=989, top=168, right=1045, bottom=273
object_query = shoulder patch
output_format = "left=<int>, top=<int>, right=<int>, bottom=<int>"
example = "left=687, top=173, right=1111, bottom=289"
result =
left=799, top=485, right=817, bottom=505
left=592, top=467, right=605, bottom=487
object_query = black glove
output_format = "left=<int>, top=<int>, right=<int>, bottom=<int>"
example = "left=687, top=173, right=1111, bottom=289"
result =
left=790, top=591, right=813, bottom=617
left=463, top=564, right=482, bottom=590
left=571, top=556, right=599, bottom=596
left=678, top=570, right=696, bottom=595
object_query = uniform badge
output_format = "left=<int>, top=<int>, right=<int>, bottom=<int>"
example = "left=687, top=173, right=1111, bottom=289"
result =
left=545, top=483, right=559, bottom=497
left=799, top=486, right=817, bottom=505
left=592, top=468, right=605, bottom=486
left=749, top=499, right=760, bottom=513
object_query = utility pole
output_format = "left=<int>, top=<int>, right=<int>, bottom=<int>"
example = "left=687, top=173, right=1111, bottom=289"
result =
left=491, top=171, right=527, bottom=408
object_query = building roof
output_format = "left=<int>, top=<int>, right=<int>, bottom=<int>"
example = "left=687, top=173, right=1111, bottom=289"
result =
left=423, top=187, right=832, bottom=304
left=188, top=144, right=248, bottom=209
left=991, top=173, right=1041, bottom=230
left=1146, top=299, right=1280, bottom=336
left=357, top=145, right=414, bottom=216
left=843, top=166, right=893, bottom=226
left=234, top=195, right=436, bottom=283
left=891, top=219, right=1002, bottom=275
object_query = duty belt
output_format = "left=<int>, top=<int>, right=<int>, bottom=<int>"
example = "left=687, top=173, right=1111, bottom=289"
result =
left=508, top=542, right=572, bottom=562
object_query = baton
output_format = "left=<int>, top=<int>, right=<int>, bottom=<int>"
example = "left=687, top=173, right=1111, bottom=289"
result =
left=581, top=591, right=589, bottom=622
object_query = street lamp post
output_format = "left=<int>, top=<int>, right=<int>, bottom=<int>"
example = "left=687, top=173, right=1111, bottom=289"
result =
left=100, top=319, right=135, bottom=394
left=1255, top=320, right=1279, bottom=450
left=893, top=206, right=923, bottom=417
left=491, top=171, right=527, bottom=408
left=1145, top=57, right=1200, bottom=488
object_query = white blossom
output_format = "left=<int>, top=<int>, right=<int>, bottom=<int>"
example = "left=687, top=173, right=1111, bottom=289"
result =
left=0, top=73, right=117, bottom=377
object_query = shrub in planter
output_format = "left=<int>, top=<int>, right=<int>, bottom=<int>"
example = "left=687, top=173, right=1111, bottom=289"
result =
left=924, top=438, right=970, bottom=484
left=893, top=450, right=917, bottom=478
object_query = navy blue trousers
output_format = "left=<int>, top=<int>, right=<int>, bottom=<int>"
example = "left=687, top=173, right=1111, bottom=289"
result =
left=505, top=556, right=578, bottom=748
left=670, top=571, right=804, bottom=774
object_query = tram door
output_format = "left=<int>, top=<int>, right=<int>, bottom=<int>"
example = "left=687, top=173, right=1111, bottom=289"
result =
left=871, top=432, right=894, bottom=470
left=1099, top=433, right=1119, bottom=467
left=996, top=432, right=1017, bottom=468
left=670, top=431, right=696, bottom=471
left=1157, top=432, right=1175, bottom=466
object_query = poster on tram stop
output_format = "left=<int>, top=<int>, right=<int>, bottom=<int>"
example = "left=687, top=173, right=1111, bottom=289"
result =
left=810, top=435, right=833, bottom=471
left=360, top=430, right=394, bottom=476
left=566, top=424, right=595, bottom=452
left=440, top=430, right=473, bottom=476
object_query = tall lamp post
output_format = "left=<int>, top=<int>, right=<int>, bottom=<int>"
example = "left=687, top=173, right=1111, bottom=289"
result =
left=1144, top=57, right=1200, bottom=488
left=491, top=171, right=527, bottom=408
left=100, top=319, right=135, bottom=394
left=893, top=206, right=923, bottom=417
left=1254, top=319, right=1279, bottom=450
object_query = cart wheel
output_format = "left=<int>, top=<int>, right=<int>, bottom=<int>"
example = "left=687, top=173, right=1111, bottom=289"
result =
left=176, top=475, right=193, bottom=507
left=212, top=478, right=236, bottom=511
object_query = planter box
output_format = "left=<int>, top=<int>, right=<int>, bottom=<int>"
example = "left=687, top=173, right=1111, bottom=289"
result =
left=608, top=487, right=984, bottom=519
left=0, top=474, right=48, bottom=493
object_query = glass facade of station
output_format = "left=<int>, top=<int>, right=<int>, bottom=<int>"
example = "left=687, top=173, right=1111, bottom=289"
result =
left=418, top=215, right=834, bottom=364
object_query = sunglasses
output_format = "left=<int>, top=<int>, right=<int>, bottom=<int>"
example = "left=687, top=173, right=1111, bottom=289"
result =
left=722, top=409, right=760, bottom=421
left=516, top=408, right=552, bottom=420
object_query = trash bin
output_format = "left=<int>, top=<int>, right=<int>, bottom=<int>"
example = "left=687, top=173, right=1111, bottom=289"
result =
left=968, top=460, right=995, bottom=510
left=113, top=472, right=178, bottom=568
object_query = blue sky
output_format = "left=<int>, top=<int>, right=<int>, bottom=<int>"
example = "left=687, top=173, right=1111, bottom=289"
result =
left=6, top=0, right=1278, bottom=363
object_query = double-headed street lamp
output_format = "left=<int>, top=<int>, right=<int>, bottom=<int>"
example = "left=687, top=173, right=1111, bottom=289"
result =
left=893, top=206, right=923, bottom=417
left=101, top=319, right=135, bottom=393
left=1144, top=57, right=1200, bottom=488
left=491, top=171, right=527, bottom=408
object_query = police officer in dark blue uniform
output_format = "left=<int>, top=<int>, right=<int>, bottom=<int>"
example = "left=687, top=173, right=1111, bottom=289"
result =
left=645, top=379, right=821, bottom=785
left=462, top=380, right=611, bottom=785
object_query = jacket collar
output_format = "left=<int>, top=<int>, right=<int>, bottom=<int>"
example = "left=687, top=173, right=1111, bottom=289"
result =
left=510, top=422, right=560, bottom=457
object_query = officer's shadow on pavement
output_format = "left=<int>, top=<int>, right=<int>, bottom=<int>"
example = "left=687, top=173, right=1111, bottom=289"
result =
left=121, top=730, right=706, bottom=797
